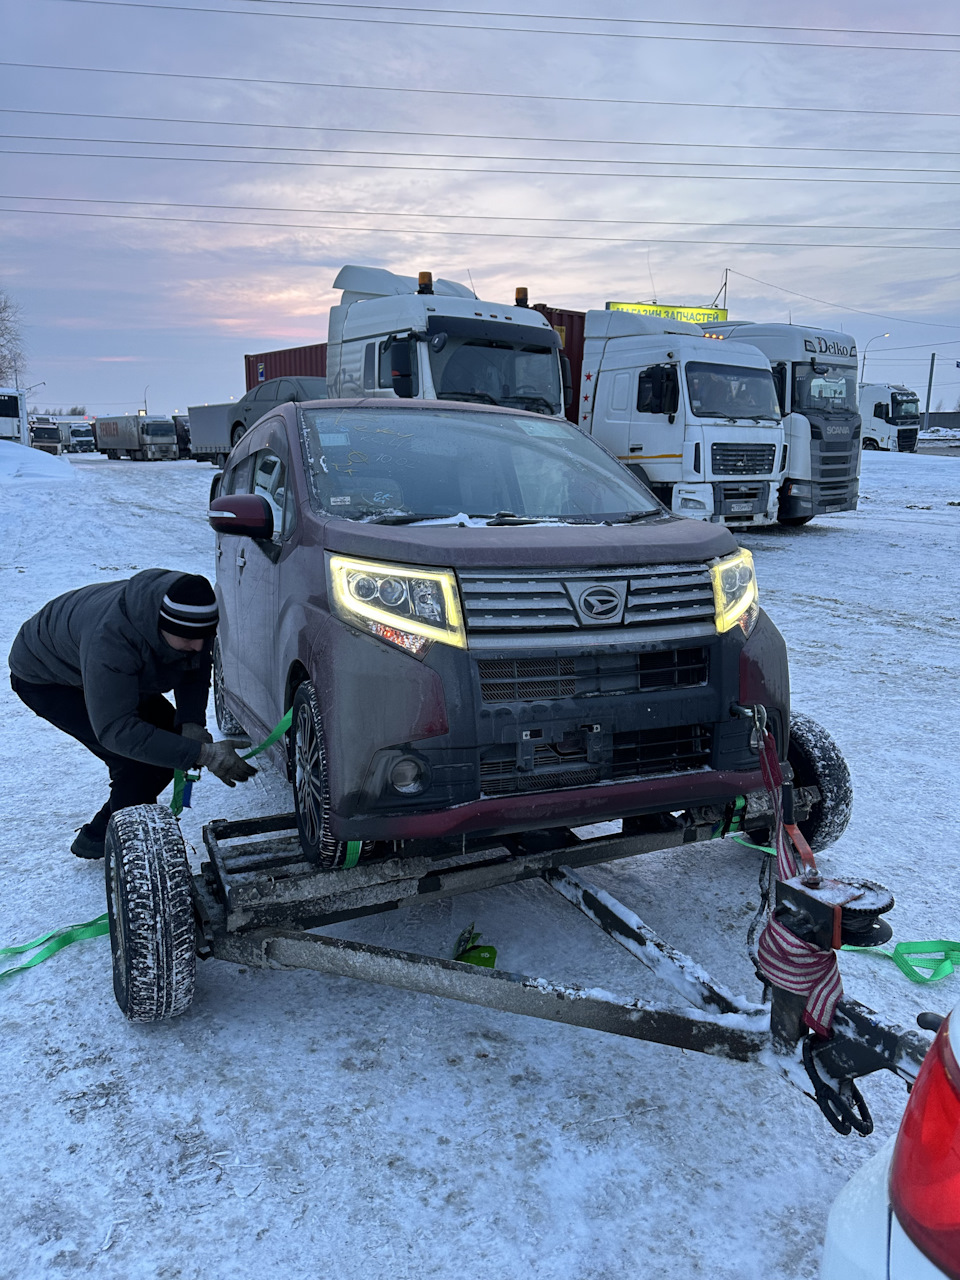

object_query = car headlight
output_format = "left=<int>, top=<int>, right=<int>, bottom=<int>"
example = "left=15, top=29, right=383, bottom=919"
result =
left=329, top=554, right=466, bottom=654
left=711, top=548, right=759, bottom=635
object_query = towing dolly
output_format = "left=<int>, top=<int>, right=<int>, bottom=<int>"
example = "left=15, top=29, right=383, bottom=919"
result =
left=103, top=769, right=932, bottom=1138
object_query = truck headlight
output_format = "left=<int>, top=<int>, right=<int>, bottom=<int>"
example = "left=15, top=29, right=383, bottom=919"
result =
left=711, top=549, right=759, bottom=635
left=329, top=554, right=466, bottom=654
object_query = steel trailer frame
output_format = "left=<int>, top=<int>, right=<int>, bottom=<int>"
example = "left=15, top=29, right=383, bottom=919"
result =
left=187, top=807, right=932, bottom=1136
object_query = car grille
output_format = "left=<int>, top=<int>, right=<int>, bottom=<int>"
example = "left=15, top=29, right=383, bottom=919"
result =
left=478, top=724, right=713, bottom=796
left=476, top=648, right=709, bottom=703
left=711, top=443, right=777, bottom=476
left=459, top=564, right=716, bottom=635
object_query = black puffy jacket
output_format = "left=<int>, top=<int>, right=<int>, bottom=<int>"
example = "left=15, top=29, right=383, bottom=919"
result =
left=8, top=569, right=211, bottom=770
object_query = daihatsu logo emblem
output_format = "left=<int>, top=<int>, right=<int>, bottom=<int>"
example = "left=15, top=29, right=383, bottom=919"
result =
left=578, top=585, right=623, bottom=622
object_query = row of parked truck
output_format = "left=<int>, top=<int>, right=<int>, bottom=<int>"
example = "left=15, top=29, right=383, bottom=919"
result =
left=1, top=267, right=923, bottom=531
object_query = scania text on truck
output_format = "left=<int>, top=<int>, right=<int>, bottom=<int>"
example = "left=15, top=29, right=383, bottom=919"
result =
left=858, top=383, right=920, bottom=453
left=0, top=388, right=28, bottom=444
left=702, top=323, right=862, bottom=525
left=94, top=414, right=178, bottom=461
left=545, top=308, right=785, bottom=527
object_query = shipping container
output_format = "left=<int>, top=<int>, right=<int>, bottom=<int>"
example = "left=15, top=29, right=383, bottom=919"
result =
left=532, top=305, right=586, bottom=424
left=244, top=343, right=327, bottom=391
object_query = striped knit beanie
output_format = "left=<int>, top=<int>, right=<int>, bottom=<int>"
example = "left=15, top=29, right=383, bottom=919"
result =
left=158, top=574, right=219, bottom=638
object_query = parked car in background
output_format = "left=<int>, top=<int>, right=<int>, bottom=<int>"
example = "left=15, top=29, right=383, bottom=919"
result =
left=820, top=1003, right=959, bottom=1279
left=227, top=376, right=327, bottom=448
left=207, top=397, right=849, bottom=871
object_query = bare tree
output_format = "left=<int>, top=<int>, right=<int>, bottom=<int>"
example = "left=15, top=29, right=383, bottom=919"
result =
left=0, top=287, right=25, bottom=385
left=68, top=404, right=86, bottom=415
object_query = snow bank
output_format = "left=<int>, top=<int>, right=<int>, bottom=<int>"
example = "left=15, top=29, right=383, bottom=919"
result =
left=0, top=440, right=77, bottom=484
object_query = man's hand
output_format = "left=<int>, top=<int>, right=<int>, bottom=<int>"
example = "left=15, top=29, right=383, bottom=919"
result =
left=198, top=740, right=257, bottom=786
left=180, top=722, right=213, bottom=744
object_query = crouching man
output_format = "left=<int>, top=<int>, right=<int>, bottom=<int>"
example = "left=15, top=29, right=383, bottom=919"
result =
left=8, top=569, right=256, bottom=859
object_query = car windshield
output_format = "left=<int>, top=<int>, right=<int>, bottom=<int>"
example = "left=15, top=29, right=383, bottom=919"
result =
left=793, top=363, right=858, bottom=414
left=891, top=394, right=920, bottom=422
left=428, top=338, right=563, bottom=416
left=299, top=407, right=661, bottom=522
left=684, top=362, right=780, bottom=420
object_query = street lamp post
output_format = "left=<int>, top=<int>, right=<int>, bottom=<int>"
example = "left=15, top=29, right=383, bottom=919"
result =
left=860, top=334, right=890, bottom=384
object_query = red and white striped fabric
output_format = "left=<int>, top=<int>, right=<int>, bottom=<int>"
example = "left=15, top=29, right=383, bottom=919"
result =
left=755, top=727, right=843, bottom=1037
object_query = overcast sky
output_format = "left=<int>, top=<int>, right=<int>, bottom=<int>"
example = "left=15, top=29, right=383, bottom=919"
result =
left=4, top=0, right=960, bottom=414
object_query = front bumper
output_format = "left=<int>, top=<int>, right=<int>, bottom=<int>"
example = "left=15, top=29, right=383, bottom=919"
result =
left=780, top=477, right=859, bottom=519
left=320, top=610, right=789, bottom=843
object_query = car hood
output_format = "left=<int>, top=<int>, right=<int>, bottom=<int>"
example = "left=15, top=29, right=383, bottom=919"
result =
left=320, top=514, right=738, bottom=569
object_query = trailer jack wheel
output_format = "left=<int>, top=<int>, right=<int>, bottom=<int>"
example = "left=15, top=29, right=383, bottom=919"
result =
left=104, top=805, right=197, bottom=1022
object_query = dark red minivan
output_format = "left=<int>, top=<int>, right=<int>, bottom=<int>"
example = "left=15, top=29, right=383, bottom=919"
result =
left=209, top=398, right=799, bottom=867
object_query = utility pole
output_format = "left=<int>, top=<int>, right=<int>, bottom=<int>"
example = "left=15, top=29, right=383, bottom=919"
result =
left=922, top=353, right=936, bottom=432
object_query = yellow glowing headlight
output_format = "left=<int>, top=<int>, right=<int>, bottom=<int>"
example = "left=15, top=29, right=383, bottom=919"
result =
left=329, top=554, right=466, bottom=650
left=711, top=548, right=759, bottom=634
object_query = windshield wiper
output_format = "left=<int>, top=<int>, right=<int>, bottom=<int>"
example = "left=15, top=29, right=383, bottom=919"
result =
left=501, top=395, right=557, bottom=415
left=467, top=510, right=543, bottom=525
left=437, top=390, right=498, bottom=405
left=365, top=512, right=446, bottom=525
left=610, top=510, right=661, bottom=523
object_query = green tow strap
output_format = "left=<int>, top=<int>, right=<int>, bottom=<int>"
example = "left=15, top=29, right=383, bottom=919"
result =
left=3, top=711, right=297, bottom=981
left=170, top=709, right=294, bottom=817
left=841, top=940, right=960, bottom=985
left=0, top=915, right=110, bottom=983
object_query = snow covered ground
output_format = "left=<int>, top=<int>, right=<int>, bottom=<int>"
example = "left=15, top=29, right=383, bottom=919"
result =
left=1, top=448, right=957, bottom=1279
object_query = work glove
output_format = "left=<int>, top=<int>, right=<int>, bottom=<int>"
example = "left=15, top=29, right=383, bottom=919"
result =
left=198, top=739, right=258, bottom=786
left=180, top=722, right=213, bottom=744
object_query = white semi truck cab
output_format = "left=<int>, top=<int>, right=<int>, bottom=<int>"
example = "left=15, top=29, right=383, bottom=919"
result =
left=858, top=383, right=920, bottom=452
left=0, top=388, right=28, bottom=444
left=325, top=266, right=569, bottom=417
left=703, top=323, right=861, bottom=525
left=578, top=311, right=785, bottom=527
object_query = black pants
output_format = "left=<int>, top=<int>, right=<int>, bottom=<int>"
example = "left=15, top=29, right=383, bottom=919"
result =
left=11, top=676, right=178, bottom=839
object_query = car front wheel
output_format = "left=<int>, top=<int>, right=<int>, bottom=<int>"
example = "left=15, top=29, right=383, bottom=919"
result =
left=292, top=681, right=368, bottom=869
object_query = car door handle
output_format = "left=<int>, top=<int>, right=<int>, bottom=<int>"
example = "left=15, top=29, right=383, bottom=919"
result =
left=237, top=549, right=246, bottom=571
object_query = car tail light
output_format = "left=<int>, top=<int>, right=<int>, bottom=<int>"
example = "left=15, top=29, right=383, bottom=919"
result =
left=889, top=1014, right=960, bottom=1279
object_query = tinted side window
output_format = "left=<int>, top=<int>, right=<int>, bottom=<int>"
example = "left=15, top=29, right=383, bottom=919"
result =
left=252, top=449, right=290, bottom=538
left=637, top=365, right=678, bottom=415
left=277, top=380, right=298, bottom=403
left=223, top=454, right=255, bottom=495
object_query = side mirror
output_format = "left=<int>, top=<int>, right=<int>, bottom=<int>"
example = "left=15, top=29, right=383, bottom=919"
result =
left=390, top=340, right=415, bottom=399
left=208, top=494, right=274, bottom=539
left=209, top=472, right=223, bottom=504
left=561, top=354, right=573, bottom=407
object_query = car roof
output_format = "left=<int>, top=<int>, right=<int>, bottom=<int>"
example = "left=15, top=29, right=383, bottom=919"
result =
left=296, top=397, right=570, bottom=422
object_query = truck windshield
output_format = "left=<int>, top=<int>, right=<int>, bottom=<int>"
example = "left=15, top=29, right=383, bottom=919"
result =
left=793, top=363, right=858, bottom=414
left=299, top=407, right=661, bottom=522
left=143, top=422, right=175, bottom=438
left=428, top=339, right=563, bottom=416
left=32, top=427, right=60, bottom=441
left=685, top=362, right=780, bottom=420
left=71, top=427, right=94, bottom=438
left=891, top=394, right=920, bottom=422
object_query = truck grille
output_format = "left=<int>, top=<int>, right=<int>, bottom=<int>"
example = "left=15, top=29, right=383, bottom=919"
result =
left=477, top=647, right=709, bottom=703
left=897, top=428, right=918, bottom=453
left=478, top=724, right=713, bottom=796
left=459, top=565, right=716, bottom=635
left=711, top=443, right=777, bottom=476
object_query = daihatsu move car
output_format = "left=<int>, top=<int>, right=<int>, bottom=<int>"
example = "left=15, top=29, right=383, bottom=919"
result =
left=209, top=398, right=803, bottom=868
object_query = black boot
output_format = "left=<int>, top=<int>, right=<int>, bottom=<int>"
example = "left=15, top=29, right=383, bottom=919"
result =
left=71, top=824, right=106, bottom=859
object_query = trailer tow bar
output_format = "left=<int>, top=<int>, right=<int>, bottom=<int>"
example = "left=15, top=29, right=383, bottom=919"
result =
left=158, top=812, right=935, bottom=1135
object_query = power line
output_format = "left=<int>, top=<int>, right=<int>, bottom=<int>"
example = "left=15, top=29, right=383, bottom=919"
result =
left=8, top=145, right=960, bottom=186
left=7, top=131, right=960, bottom=177
left=5, top=61, right=959, bottom=121
left=728, top=269, right=960, bottom=330
left=48, top=0, right=960, bottom=53
left=229, top=3, right=960, bottom=43
left=6, top=108, right=959, bottom=160
left=3, top=202, right=959, bottom=250
left=5, top=192, right=956, bottom=235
